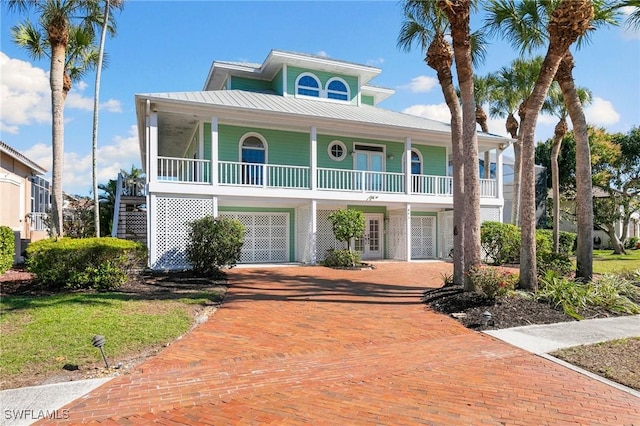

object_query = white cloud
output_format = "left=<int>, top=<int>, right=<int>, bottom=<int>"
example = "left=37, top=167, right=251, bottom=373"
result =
left=585, top=97, right=620, bottom=126
left=401, top=75, right=439, bottom=93
left=100, top=99, right=122, bottom=113
left=403, top=103, right=451, bottom=122
left=0, top=52, right=51, bottom=128
left=316, top=50, right=328, bottom=58
left=367, top=57, right=384, bottom=66
left=22, top=125, right=141, bottom=195
left=66, top=91, right=94, bottom=110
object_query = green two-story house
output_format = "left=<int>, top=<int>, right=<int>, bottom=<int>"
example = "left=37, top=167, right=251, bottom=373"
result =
left=135, top=50, right=510, bottom=269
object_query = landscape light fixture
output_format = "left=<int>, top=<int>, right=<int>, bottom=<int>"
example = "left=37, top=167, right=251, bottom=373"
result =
left=92, top=335, right=109, bottom=368
left=482, top=311, right=492, bottom=327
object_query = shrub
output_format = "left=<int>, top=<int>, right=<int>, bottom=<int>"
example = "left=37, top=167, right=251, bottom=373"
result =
left=26, top=237, right=145, bottom=291
left=466, top=266, right=518, bottom=300
left=0, top=226, right=14, bottom=274
left=185, top=216, right=245, bottom=276
left=558, top=231, right=576, bottom=255
left=323, top=248, right=362, bottom=268
left=327, top=209, right=365, bottom=267
left=537, top=271, right=640, bottom=320
left=537, top=251, right=573, bottom=277
left=625, top=236, right=639, bottom=250
left=480, top=222, right=520, bottom=265
left=535, top=230, right=553, bottom=255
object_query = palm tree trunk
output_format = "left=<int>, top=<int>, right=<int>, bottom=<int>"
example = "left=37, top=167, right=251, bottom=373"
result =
left=92, top=0, right=111, bottom=237
left=556, top=52, right=594, bottom=281
left=50, top=42, right=66, bottom=238
left=551, top=118, right=567, bottom=253
left=439, top=0, right=480, bottom=291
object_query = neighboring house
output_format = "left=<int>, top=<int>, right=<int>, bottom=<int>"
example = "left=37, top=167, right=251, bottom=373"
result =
left=134, top=50, right=511, bottom=269
left=0, top=141, right=50, bottom=263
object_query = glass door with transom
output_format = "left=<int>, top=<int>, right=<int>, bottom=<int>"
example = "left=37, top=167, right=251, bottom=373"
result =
left=354, top=146, right=384, bottom=192
left=354, top=214, right=383, bottom=259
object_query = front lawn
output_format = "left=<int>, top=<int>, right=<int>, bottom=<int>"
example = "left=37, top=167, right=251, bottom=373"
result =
left=0, top=278, right=223, bottom=390
left=592, top=249, right=640, bottom=274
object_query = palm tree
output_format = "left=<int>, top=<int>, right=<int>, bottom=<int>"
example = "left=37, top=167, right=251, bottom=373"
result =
left=545, top=82, right=592, bottom=253
left=485, top=0, right=595, bottom=290
left=92, top=0, right=123, bottom=237
left=8, top=0, right=106, bottom=238
left=490, top=57, right=544, bottom=226
left=616, top=0, right=640, bottom=29
left=438, top=0, right=483, bottom=288
left=398, top=0, right=466, bottom=287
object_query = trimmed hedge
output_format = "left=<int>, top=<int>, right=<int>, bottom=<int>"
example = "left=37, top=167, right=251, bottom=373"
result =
left=26, top=237, right=146, bottom=291
left=0, top=226, right=14, bottom=274
left=185, top=216, right=245, bottom=276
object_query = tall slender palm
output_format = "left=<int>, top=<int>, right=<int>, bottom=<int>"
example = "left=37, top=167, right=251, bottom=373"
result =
left=438, top=0, right=482, bottom=289
left=398, top=0, right=466, bottom=286
left=92, top=0, right=123, bottom=237
left=545, top=82, right=592, bottom=253
left=490, top=57, right=544, bottom=226
left=473, top=74, right=498, bottom=178
left=485, top=0, right=595, bottom=289
left=8, top=0, right=106, bottom=237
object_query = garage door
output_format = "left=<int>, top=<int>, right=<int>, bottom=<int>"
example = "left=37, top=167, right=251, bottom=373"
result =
left=220, top=213, right=289, bottom=263
left=411, top=216, right=436, bottom=259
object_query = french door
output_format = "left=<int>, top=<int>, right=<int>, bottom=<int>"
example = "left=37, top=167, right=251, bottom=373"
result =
left=355, top=214, right=383, bottom=259
left=355, top=150, right=384, bottom=191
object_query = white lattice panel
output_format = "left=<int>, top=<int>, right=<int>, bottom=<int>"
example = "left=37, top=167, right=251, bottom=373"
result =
left=387, top=214, right=406, bottom=260
left=153, top=197, right=213, bottom=270
left=220, top=213, right=289, bottom=263
left=411, top=216, right=436, bottom=258
left=316, top=210, right=342, bottom=261
left=439, top=211, right=454, bottom=259
left=480, top=207, right=501, bottom=223
left=296, top=205, right=312, bottom=263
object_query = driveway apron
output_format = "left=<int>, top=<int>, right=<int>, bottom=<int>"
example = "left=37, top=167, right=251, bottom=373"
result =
left=42, top=263, right=640, bottom=425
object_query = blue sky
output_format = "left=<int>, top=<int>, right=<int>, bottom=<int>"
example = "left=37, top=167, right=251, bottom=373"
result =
left=1, top=1, right=638, bottom=196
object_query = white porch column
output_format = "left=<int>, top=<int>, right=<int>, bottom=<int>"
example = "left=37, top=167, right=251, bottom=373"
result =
left=212, top=196, right=218, bottom=218
left=310, top=199, right=317, bottom=265
left=211, top=116, right=219, bottom=187
left=404, top=137, right=412, bottom=194
left=405, top=203, right=412, bottom=261
left=148, top=112, right=158, bottom=183
left=148, top=194, right=157, bottom=269
left=310, top=127, right=317, bottom=190
left=497, top=147, right=504, bottom=222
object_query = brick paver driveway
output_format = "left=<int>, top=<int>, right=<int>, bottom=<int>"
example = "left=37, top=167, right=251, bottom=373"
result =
left=48, top=262, right=639, bottom=425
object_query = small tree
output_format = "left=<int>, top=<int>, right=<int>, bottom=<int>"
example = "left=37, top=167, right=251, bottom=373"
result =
left=327, top=209, right=365, bottom=267
left=185, top=216, right=245, bottom=276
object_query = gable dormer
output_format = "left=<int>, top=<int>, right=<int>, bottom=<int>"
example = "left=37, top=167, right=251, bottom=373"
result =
left=203, top=49, right=394, bottom=106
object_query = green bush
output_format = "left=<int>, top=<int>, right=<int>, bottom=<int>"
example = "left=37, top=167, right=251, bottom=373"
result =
left=0, top=226, right=14, bottom=274
left=537, top=251, right=573, bottom=277
left=625, top=236, right=639, bottom=250
left=558, top=231, right=576, bottom=254
left=535, top=230, right=553, bottom=255
left=26, top=237, right=145, bottom=291
left=537, top=271, right=640, bottom=320
left=185, top=216, right=245, bottom=276
left=323, top=248, right=362, bottom=268
left=480, top=221, right=520, bottom=265
left=466, top=266, right=518, bottom=300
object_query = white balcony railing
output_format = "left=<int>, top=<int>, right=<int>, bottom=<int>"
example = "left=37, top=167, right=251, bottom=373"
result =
left=29, top=212, right=49, bottom=231
left=158, top=156, right=211, bottom=183
left=153, top=158, right=498, bottom=198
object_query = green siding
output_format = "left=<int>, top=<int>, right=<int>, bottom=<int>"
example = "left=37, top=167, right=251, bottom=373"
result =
left=347, top=205, right=387, bottom=215
left=287, top=66, right=358, bottom=105
left=361, top=95, right=374, bottom=106
left=203, top=123, right=212, bottom=161
left=218, top=124, right=309, bottom=166
left=273, top=69, right=284, bottom=95
left=230, top=76, right=273, bottom=92
left=317, top=134, right=406, bottom=173
left=417, top=146, right=446, bottom=175
left=218, top=206, right=295, bottom=261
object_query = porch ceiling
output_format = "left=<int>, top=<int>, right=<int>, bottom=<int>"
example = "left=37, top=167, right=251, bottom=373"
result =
left=158, top=112, right=199, bottom=158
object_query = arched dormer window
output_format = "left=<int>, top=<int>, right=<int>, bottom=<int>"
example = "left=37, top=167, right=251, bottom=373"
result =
left=296, top=73, right=321, bottom=97
left=326, top=78, right=350, bottom=101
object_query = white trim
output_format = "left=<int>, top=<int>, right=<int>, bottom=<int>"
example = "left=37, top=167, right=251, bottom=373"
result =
left=310, top=127, right=317, bottom=190
left=282, top=64, right=288, bottom=96
left=295, top=72, right=321, bottom=98
left=402, top=148, right=423, bottom=174
left=149, top=112, right=158, bottom=183
left=211, top=117, right=219, bottom=187
left=405, top=204, right=412, bottom=261
left=310, top=199, right=317, bottom=265
left=404, top=137, right=412, bottom=195
left=148, top=193, right=157, bottom=269
left=325, top=77, right=350, bottom=102
left=327, top=139, right=347, bottom=162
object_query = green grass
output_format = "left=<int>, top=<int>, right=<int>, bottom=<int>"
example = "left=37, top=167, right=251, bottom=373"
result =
left=0, top=291, right=221, bottom=384
left=592, top=249, right=640, bottom=274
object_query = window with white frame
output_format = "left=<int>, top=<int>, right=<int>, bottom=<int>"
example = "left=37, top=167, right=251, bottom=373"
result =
left=326, top=78, right=350, bottom=101
left=327, top=140, right=347, bottom=161
left=296, top=73, right=321, bottom=97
